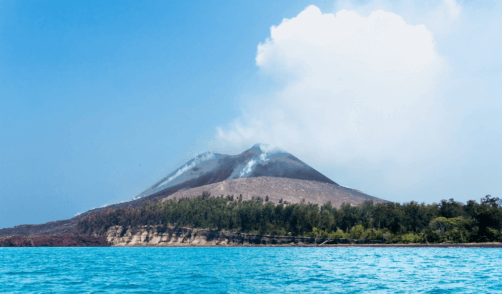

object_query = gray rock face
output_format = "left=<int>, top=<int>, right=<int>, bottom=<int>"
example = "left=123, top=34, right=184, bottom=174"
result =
left=137, top=144, right=336, bottom=199
left=162, top=177, right=385, bottom=208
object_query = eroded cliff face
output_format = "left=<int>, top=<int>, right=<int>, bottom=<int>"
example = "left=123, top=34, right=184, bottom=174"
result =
left=105, top=225, right=317, bottom=246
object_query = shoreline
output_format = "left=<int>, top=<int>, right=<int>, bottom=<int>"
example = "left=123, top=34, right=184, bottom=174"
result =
left=2, top=242, right=502, bottom=248
left=108, top=242, right=502, bottom=248
left=103, top=226, right=502, bottom=248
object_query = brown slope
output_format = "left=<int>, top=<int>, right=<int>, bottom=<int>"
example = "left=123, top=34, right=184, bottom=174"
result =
left=162, top=177, right=386, bottom=208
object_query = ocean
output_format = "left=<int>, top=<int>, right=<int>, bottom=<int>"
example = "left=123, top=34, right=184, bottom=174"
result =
left=1, top=247, right=501, bottom=293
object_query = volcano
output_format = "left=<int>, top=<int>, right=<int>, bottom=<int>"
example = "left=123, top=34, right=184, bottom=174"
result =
left=0, top=144, right=386, bottom=237
left=136, top=144, right=336, bottom=200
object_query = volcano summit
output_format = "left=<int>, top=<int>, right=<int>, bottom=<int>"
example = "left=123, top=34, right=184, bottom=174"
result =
left=136, top=144, right=336, bottom=200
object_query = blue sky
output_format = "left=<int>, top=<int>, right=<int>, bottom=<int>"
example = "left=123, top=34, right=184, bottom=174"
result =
left=1, top=0, right=501, bottom=228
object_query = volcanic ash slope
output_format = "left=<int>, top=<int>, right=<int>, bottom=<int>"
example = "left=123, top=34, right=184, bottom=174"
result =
left=162, top=177, right=386, bottom=208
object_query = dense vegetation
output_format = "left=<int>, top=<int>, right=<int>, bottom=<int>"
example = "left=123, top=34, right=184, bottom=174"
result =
left=0, top=235, right=109, bottom=247
left=78, top=193, right=502, bottom=244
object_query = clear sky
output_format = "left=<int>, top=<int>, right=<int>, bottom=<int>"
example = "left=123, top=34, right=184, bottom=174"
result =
left=1, top=0, right=501, bottom=229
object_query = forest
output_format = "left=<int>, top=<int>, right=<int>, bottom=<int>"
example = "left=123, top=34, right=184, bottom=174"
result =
left=0, top=235, right=109, bottom=247
left=77, top=193, right=502, bottom=244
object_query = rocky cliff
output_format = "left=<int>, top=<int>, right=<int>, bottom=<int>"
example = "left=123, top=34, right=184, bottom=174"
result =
left=105, top=225, right=320, bottom=246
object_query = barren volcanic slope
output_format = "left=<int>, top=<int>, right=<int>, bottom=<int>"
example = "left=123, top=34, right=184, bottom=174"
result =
left=136, top=144, right=336, bottom=200
left=0, top=144, right=384, bottom=236
left=163, top=177, right=386, bottom=208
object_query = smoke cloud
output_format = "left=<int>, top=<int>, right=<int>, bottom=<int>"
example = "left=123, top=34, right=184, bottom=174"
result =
left=215, top=5, right=451, bottom=188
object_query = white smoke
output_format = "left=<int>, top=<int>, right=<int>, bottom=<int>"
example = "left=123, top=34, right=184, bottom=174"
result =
left=155, top=151, right=215, bottom=188
left=239, top=159, right=257, bottom=177
left=239, top=146, right=271, bottom=178
left=216, top=5, right=451, bottom=187
left=256, top=143, right=284, bottom=154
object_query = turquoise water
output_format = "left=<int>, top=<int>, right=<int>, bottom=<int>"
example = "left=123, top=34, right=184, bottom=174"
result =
left=1, top=248, right=501, bottom=293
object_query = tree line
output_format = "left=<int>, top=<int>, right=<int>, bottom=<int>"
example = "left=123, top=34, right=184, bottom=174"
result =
left=77, top=193, right=502, bottom=244
left=0, top=235, right=109, bottom=247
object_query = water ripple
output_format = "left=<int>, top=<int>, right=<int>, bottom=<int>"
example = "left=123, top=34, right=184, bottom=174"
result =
left=0, top=247, right=501, bottom=293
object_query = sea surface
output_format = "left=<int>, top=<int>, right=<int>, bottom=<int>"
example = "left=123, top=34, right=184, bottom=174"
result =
left=0, top=247, right=501, bottom=293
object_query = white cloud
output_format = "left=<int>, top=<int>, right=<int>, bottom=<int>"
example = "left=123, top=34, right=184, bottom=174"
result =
left=215, top=5, right=451, bottom=187
left=443, top=0, right=462, bottom=18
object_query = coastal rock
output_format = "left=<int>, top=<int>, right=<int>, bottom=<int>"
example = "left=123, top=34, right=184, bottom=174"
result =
left=105, top=225, right=318, bottom=247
